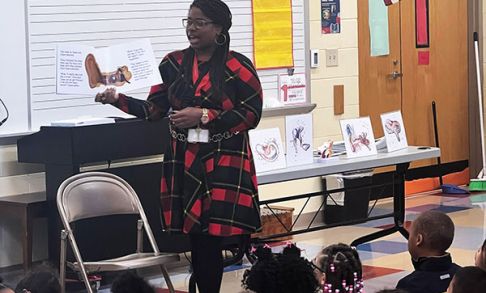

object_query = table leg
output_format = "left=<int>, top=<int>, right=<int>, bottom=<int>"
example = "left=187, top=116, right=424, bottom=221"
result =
left=21, top=208, right=33, bottom=272
left=351, top=162, right=410, bottom=246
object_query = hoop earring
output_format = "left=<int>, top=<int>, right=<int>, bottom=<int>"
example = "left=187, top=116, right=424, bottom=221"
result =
left=215, top=34, right=227, bottom=46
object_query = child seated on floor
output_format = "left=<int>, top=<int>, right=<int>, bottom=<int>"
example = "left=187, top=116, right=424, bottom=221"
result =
left=241, top=243, right=319, bottom=293
left=111, top=271, right=155, bottom=293
left=446, top=266, right=486, bottom=293
left=474, top=239, right=486, bottom=271
left=396, top=210, right=460, bottom=293
left=312, top=243, right=364, bottom=293
left=15, top=267, right=61, bottom=293
left=0, top=276, right=14, bottom=293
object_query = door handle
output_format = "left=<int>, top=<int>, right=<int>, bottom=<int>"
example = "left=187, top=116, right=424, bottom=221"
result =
left=388, top=71, right=403, bottom=80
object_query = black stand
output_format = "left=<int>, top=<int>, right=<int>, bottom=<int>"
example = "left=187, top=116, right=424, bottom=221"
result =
left=17, top=118, right=187, bottom=263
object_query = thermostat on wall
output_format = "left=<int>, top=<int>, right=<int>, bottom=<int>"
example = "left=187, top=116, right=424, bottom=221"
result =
left=310, top=49, right=319, bottom=68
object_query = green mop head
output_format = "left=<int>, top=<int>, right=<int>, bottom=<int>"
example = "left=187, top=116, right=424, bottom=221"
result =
left=469, top=178, right=486, bottom=191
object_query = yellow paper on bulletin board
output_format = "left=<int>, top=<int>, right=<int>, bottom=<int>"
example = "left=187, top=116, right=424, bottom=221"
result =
left=252, top=0, right=294, bottom=69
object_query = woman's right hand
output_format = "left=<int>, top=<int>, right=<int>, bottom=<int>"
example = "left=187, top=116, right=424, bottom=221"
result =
left=95, top=88, right=119, bottom=104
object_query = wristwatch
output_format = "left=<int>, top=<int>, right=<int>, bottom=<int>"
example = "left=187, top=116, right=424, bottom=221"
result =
left=201, top=108, right=209, bottom=125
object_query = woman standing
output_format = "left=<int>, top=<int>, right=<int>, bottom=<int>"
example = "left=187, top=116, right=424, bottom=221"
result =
left=96, top=1, right=262, bottom=292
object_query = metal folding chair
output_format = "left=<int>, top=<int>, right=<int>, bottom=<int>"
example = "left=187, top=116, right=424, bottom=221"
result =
left=57, top=172, right=179, bottom=293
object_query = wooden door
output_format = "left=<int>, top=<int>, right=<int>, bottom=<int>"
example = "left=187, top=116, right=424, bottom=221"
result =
left=358, top=0, right=469, bottom=166
left=358, top=2, right=402, bottom=138
left=400, top=0, right=468, bottom=164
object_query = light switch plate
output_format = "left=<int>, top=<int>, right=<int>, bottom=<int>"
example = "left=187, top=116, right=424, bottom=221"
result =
left=326, top=49, right=338, bottom=67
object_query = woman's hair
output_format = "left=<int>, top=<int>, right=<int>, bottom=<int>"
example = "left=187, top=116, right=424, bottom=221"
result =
left=315, top=243, right=363, bottom=293
left=111, top=271, right=155, bottom=293
left=14, top=266, right=61, bottom=293
left=182, top=0, right=232, bottom=101
left=242, top=243, right=318, bottom=293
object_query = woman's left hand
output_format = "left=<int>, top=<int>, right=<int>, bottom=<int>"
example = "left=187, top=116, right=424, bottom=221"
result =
left=170, top=107, right=203, bottom=129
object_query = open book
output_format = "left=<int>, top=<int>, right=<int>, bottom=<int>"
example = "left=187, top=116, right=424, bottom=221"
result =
left=56, top=39, right=162, bottom=95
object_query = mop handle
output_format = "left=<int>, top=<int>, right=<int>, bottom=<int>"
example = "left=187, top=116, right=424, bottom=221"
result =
left=474, top=32, right=486, bottom=178
left=432, top=101, right=443, bottom=186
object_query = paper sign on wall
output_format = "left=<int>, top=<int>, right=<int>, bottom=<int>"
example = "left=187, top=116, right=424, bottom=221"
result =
left=285, top=114, right=314, bottom=167
left=321, top=0, right=341, bottom=34
left=369, top=0, right=390, bottom=56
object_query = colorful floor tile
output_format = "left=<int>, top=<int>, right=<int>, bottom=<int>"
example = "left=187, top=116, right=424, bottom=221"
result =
left=2, top=190, right=485, bottom=293
left=471, top=194, right=486, bottom=204
left=407, top=203, right=471, bottom=214
left=362, top=265, right=404, bottom=280
left=357, top=240, right=409, bottom=254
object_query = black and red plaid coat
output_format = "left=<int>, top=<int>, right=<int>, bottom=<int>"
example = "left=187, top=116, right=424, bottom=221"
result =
left=115, top=48, right=263, bottom=236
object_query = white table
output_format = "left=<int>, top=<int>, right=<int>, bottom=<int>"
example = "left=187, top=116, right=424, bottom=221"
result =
left=254, top=146, right=440, bottom=246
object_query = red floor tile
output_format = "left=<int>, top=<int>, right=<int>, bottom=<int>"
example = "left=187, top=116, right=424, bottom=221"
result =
left=362, top=265, right=404, bottom=280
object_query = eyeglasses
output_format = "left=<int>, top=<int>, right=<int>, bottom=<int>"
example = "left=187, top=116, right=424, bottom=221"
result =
left=182, top=18, right=214, bottom=29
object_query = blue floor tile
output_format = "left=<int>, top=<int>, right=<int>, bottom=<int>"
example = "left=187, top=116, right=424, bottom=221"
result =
left=224, top=263, right=251, bottom=272
left=407, top=204, right=471, bottom=214
left=357, top=240, right=408, bottom=254
left=357, top=250, right=389, bottom=261
left=451, top=226, right=486, bottom=250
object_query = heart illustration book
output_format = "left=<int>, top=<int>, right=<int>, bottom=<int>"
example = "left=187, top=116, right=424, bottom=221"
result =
left=249, top=128, right=287, bottom=173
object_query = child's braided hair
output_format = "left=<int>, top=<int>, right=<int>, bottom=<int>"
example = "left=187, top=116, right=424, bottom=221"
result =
left=242, top=243, right=319, bottom=293
left=315, top=243, right=363, bottom=293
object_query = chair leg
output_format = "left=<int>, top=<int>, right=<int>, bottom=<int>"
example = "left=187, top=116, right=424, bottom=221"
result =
left=67, top=234, right=93, bottom=293
left=60, top=231, right=67, bottom=293
left=160, top=265, right=175, bottom=293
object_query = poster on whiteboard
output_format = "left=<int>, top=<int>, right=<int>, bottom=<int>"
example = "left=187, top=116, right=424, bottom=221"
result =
left=278, top=73, right=306, bottom=105
left=56, top=39, right=161, bottom=95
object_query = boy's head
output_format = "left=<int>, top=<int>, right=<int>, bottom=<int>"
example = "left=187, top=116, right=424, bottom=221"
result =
left=314, top=243, right=363, bottom=293
left=111, top=271, right=155, bottom=293
left=408, top=211, right=455, bottom=259
left=474, top=239, right=486, bottom=271
left=242, top=243, right=318, bottom=293
left=15, top=268, right=61, bottom=293
left=446, top=266, right=486, bottom=293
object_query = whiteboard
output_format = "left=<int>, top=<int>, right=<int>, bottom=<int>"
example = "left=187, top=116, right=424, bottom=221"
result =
left=0, top=0, right=307, bottom=136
